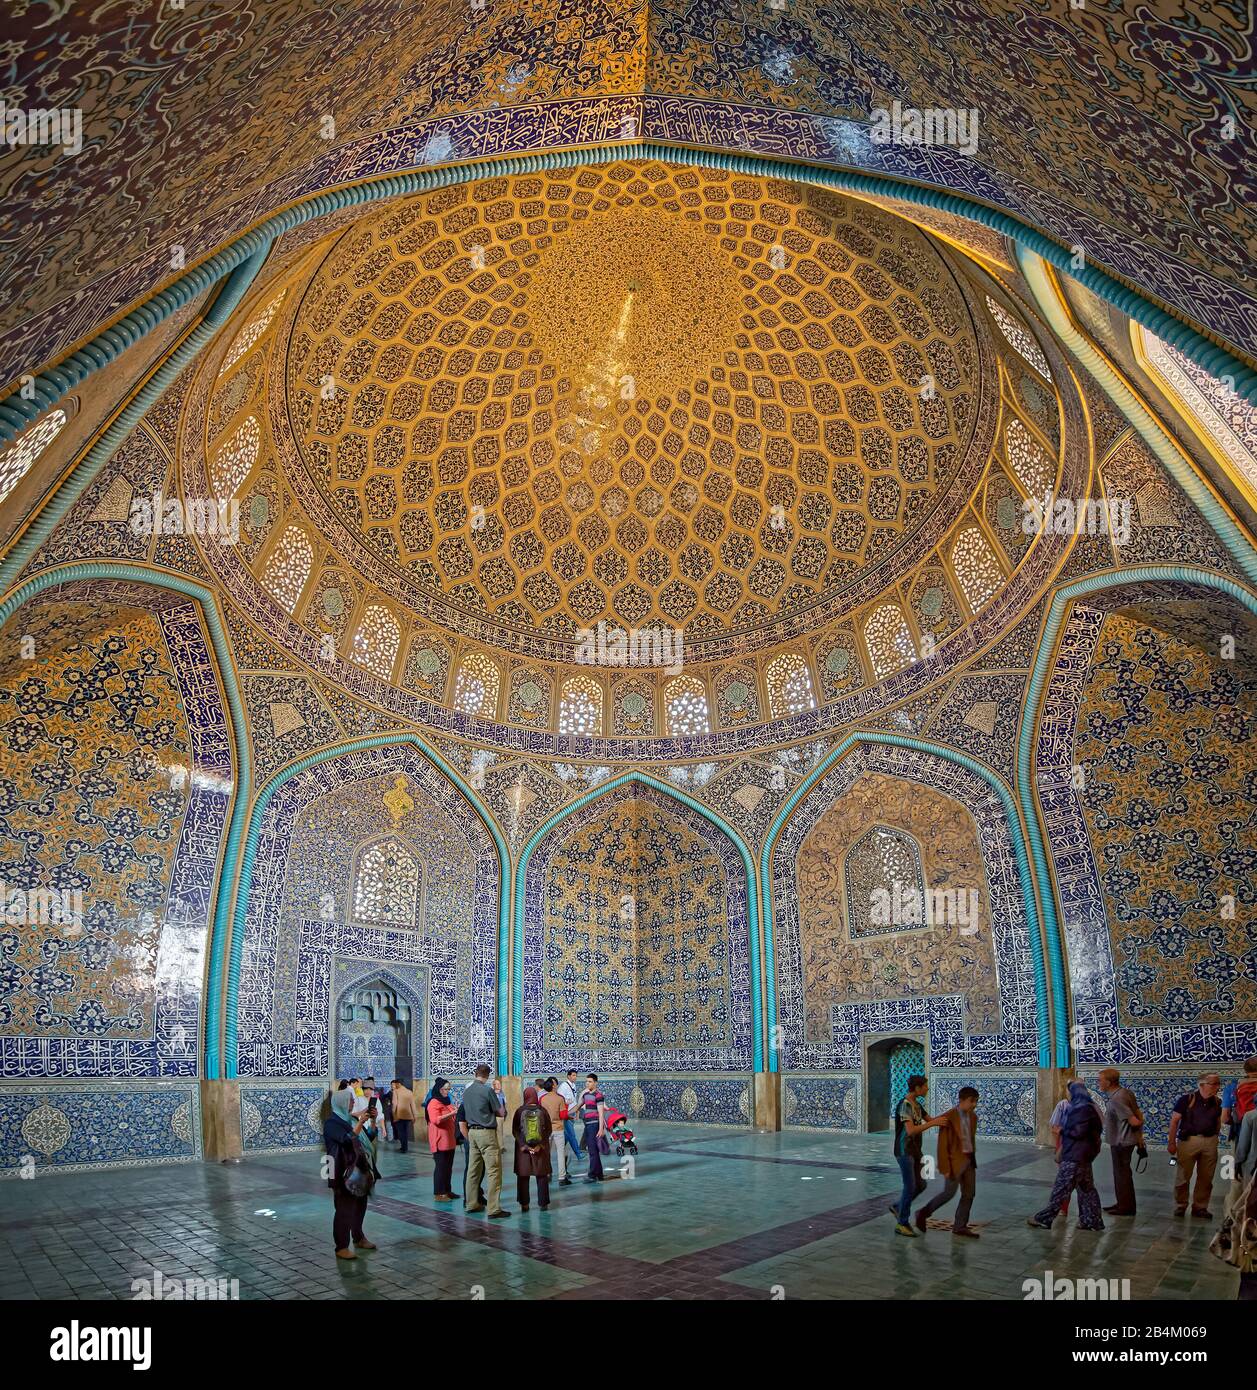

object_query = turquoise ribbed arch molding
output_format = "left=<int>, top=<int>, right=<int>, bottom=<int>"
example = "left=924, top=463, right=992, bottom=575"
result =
left=1017, top=563, right=1257, bottom=1071
left=760, top=734, right=1062, bottom=1071
left=4, top=135, right=1255, bottom=455
left=0, top=561, right=251, bottom=1082
left=220, top=733, right=510, bottom=1079
left=511, top=773, right=763, bottom=1077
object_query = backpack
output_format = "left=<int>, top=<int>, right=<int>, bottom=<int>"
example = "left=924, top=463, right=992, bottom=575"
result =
left=520, top=1104, right=545, bottom=1146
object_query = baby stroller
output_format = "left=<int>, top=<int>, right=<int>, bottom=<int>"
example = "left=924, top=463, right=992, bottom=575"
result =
left=605, top=1108, right=637, bottom=1156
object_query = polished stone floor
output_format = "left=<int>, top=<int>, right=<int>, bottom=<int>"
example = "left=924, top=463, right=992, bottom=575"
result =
left=0, top=1125, right=1240, bottom=1300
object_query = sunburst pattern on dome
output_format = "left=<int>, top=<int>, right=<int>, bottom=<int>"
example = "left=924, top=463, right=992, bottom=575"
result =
left=284, top=162, right=980, bottom=655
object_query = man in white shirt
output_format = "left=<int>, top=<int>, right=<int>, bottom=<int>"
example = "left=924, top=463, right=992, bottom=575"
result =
left=557, top=1070, right=584, bottom=1167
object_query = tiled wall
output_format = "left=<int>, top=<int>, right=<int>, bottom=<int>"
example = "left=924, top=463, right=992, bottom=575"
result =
left=783, top=1074, right=862, bottom=1131
left=0, top=1082, right=200, bottom=1176
left=629, top=1074, right=752, bottom=1127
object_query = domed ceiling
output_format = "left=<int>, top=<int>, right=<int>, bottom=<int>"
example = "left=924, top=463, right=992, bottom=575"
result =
left=278, top=162, right=987, bottom=661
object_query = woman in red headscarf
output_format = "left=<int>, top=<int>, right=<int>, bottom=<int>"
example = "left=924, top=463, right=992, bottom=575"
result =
left=511, top=1085, right=554, bottom=1211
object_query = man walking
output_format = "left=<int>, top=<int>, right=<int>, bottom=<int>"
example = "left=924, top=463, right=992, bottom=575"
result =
left=578, top=1074, right=607, bottom=1183
left=1168, top=1072, right=1223, bottom=1218
left=890, top=1074, right=944, bottom=1238
left=915, top=1087, right=981, bottom=1238
left=463, top=1064, right=510, bottom=1218
left=390, top=1078, right=417, bottom=1154
left=1097, top=1068, right=1143, bottom=1216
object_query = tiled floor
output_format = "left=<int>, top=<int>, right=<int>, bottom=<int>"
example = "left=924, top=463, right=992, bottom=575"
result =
left=0, top=1125, right=1240, bottom=1300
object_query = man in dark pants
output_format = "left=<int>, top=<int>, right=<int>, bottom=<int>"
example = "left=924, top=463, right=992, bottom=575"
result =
left=578, top=1074, right=606, bottom=1182
left=1098, top=1068, right=1144, bottom=1216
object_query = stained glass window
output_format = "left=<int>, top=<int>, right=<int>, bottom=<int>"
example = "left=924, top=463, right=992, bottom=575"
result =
left=1005, top=418, right=1054, bottom=498
left=0, top=408, right=68, bottom=507
left=221, top=289, right=287, bottom=373
left=261, top=524, right=313, bottom=613
left=210, top=415, right=260, bottom=499
left=864, top=602, right=916, bottom=679
left=351, top=603, right=401, bottom=680
left=951, top=525, right=1004, bottom=611
left=985, top=295, right=1052, bottom=381
left=558, top=675, right=603, bottom=735
left=452, top=651, right=500, bottom=718
left=352, top=838, right=419, bottom=926
left=765, top=652, right=816, bottom=718
left=844, top=825, right=926, bottom=938
left=664, top=675, right=710, bottom=737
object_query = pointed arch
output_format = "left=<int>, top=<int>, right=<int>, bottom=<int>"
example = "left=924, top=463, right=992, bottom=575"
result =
left=762, top=732, right=1056, bottom=1072
left=1019, top=563, right=1257, bottom=1069
left=512, top=772, right=762, bottom=1076
left=223, top=731, right=509, bottom=1077
left=0, top=561, right=250, bottom=1082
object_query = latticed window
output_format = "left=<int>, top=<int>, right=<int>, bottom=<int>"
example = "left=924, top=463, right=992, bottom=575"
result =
left=1005, top=418, right=1054, bottom=498
left=261, top=524, right=313, bottom=613
left=664, top=675, right=710, bottom=737
left=452, top=651, right=500, bottom=717
left=0, top=408, right=68, bottom=507
left=210, top=415, right=260, bottom=499
left=864, top=602, right=916, bottom=679
left=765, top=652, right=815, bottom=718
left=985, top=296, right=1052, bottom=381
left=352, top=838, right=419, bottom=926
left=351, top=603, right=401, bottom=680
left=221, top=289, right=287, bottom=373
left=558, top=675, right=602, bottom=735
left=844, top=825, right=927, bottom=938
left=951, top=525, right=1005, bottom=611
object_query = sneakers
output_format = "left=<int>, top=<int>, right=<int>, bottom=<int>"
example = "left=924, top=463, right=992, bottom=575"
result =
left=894, top=1223, right=918, bottom=1238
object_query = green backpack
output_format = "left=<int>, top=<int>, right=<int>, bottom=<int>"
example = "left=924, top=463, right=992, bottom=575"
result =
left=520, top=1104, right=545, bottom=1146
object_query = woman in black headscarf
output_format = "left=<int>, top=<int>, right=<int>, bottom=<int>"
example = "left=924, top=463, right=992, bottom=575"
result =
left=425, top=1077, right=459, bottom=1201
left=1028, top=1081, right=1105, bottom=1232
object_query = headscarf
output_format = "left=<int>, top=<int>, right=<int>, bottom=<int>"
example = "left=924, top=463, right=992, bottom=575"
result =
left=1066, top=1080, right=1093, bottom=1114
left=425, top=1077, right=450, bottom=1108
left=522, top=1086, right=539, bottom=1106
left=330, top=1088, right=354, bottom=1123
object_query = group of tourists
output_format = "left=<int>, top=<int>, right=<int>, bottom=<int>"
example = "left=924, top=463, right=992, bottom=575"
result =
left=321, top=1066, right=611, bottom=1259
left=890, top=1059, right=1257, bottom=1271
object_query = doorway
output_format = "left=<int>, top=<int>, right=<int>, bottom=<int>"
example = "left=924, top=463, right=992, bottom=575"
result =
left=864, top=1035, right=927, bottom=1132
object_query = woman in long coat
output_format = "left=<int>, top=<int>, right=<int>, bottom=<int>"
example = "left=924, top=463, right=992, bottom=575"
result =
left=511, top=1085, right=554, bottom=1211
